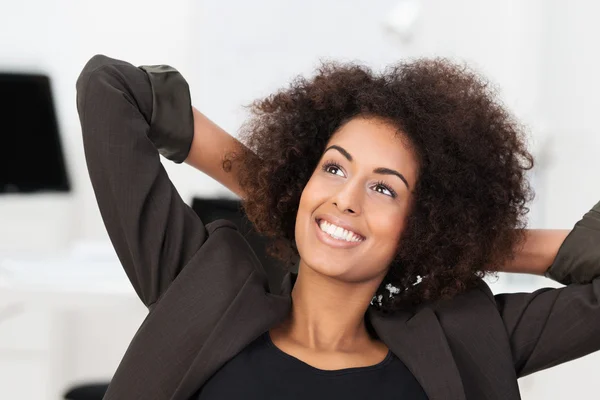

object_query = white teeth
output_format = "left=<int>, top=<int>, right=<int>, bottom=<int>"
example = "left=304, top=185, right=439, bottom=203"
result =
left=334, top=226, right=344, bottom=237
left=318, top=220, right=363, bottom=243
left=327, top=224, right=336, bottom=235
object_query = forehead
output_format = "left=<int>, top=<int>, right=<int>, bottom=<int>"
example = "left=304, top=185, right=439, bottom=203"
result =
left=326, top=117, right=419, bottom=181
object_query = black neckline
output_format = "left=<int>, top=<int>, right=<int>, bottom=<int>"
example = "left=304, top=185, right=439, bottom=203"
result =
left=263, top=331, right=394, bottom=376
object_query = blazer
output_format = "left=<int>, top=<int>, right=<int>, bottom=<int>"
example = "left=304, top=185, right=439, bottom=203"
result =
left=76, top=54, right=600, bottom=400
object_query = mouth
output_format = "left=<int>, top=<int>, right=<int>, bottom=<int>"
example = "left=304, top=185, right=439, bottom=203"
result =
left=314, top=218, right=366, bottom=248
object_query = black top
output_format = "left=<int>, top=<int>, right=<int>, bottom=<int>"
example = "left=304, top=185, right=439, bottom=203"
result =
left=194, top=331, right=428, bottom=399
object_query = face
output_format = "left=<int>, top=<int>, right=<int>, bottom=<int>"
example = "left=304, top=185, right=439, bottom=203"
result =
left=294, top=116, right=419, bottom=284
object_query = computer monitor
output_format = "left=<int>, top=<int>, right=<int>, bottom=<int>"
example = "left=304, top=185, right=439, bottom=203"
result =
left=0, top=72, right=70, bottom=193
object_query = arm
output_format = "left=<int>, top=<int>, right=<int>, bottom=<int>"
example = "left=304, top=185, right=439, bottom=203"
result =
left=499, top=229, right=571, bottom=276
left=488, top=200, right=600, bottom=377
left=183, top=108, right=250, bottom=199
left=76, top=55, right=206, bottom=307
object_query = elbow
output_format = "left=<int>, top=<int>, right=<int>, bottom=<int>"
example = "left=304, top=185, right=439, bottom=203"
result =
left=76, top=54, right=120, bottom=123
left=76, top=54, right=111, bottom=91
left=76, top=55, right=108, bottom=113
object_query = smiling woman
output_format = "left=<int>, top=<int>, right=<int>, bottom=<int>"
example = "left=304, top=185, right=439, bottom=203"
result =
left=295, top=117, right=418, bottom=295
left=76, top=54, right=600, bottom=400
left=232, top=59, right=534, bottom=311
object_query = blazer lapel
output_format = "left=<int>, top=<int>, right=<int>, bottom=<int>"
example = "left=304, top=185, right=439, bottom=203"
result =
left=367, top=306, right=466, bottom=400
left=172, top=270, right=292, bottom=400
left=173, top=269, right=465, bottom=400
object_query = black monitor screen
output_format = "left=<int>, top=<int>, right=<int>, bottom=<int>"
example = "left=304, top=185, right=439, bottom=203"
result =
left=0, top=72, right=70, bottom=193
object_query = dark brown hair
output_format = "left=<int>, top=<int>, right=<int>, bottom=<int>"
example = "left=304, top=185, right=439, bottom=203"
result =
left=230, top=58, right=534, bottom=313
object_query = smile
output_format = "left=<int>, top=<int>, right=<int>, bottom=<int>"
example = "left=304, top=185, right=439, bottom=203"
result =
left=314, top=218, right=365, bottom=248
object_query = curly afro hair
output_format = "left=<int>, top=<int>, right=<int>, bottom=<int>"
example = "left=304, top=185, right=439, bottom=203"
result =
left=229, top=58, right=534, bottom=313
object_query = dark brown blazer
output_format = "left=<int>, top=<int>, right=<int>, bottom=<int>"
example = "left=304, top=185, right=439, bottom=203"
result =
left=76, top=54, right=600, bottom=400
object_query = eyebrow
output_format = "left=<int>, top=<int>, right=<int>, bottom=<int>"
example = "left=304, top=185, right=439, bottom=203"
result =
left=324, top=145, right=410, bottom=189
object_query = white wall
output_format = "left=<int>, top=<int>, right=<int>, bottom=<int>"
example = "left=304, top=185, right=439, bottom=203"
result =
left=0, top=0, right=202, bottom=254
left=0, top=0, right=581, bottom=251
left=538, top=0, right=600, bottom=224
left=1, top=1, right=599, bottom=399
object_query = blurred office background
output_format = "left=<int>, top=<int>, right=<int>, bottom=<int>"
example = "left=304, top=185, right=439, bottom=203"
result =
left=1, top=0, right=599, bottom=399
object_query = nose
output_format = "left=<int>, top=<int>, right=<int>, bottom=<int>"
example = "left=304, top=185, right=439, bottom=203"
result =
left=331, top=180, right=363, bottom=215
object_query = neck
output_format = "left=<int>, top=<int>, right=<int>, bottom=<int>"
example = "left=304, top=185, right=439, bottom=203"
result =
left=277, top=260, right=385, bottom=352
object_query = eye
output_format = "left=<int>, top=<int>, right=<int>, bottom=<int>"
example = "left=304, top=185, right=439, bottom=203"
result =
left=372, top=180, right=397, bottom=198
left=321, top=161, right=345, bottom=177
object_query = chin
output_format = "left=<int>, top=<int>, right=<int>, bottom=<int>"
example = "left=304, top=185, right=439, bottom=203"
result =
left=295, top=212, right=382, bottom=281
left=299, top=244, right=373, bottom=283
left=304, top=254, right=351, bottom=277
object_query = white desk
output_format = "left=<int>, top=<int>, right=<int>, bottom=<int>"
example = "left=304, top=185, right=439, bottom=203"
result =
left=0, top=243, right=147, bottom=400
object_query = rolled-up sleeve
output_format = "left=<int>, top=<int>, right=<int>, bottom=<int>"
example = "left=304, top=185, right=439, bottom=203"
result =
left=492, top=200, right=600, bottom=377
left=76, top=54, right=206, bottom=307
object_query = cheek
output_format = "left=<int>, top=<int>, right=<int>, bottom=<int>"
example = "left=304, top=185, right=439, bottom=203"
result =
left=298, top=176, right=329, bottom=211
left=369, top=207, right=407, bottom=247
left=295, top=179, right=322, bottom=231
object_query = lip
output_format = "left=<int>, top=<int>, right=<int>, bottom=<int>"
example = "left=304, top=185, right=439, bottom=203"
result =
left=313, top=218, right=366, bottom=249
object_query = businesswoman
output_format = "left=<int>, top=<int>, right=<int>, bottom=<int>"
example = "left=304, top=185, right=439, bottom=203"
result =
left=76, top=54, right=600, bottom=399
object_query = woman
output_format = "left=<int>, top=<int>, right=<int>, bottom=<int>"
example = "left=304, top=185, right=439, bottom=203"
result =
left=76, top=54, right=600, bottom=399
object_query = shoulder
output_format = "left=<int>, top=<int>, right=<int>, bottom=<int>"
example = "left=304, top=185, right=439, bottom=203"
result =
left=429, top=279, right=500, bottom=325
left=430, top=279, right=496, bottom=310
left=202, top=218, right=270, bottom=278
left=205, top=218, right=239, bottom=234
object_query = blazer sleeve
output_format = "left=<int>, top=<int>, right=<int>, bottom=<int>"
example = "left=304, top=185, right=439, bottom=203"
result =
left=492, top=200, right=600, bottom=378
left=76, top=54, right=207, bottom=308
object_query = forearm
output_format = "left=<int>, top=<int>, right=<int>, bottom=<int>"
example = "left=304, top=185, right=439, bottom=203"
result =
left=184, top=107, right=249, bottom=199
left=500, top=229, right=571, bottom=275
